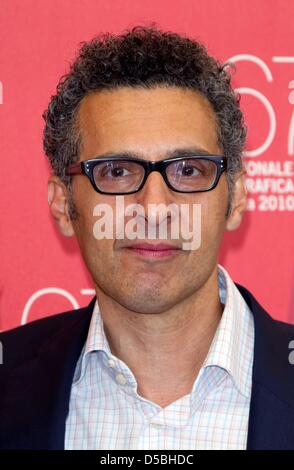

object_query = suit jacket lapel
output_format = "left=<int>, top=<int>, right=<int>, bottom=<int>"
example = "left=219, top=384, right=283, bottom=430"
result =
left=236, top=284, right=294, bottom=450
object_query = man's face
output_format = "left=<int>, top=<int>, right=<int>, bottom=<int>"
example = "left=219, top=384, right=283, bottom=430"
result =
left=60, top=86, right=243, bottom=314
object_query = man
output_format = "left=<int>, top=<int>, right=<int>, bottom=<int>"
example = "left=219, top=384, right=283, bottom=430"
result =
left=0, top=25, right=294, bottom=450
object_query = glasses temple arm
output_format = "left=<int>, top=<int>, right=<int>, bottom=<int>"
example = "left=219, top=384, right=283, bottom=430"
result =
left=65, top=163, right=83, bottom=175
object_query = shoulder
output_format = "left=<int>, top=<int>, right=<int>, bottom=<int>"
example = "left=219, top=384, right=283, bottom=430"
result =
left=0, top=297, right=96, bottom=371
left=236, top=281, right=294, bottom=332
left=236, top=281, right=294, bottom=397
left=0, top=304, right=90, bottom=344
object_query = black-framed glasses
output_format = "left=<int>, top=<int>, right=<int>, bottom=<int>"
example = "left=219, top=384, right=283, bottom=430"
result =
left=65, top=155, right=227, bottom=195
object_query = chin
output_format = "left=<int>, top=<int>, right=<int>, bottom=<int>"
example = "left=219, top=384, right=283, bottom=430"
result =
left=117, top=289, right=178, bottom=315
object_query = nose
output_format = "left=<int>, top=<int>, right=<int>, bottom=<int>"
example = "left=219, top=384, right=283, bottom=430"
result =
left=137, top=170, right=173, bottom=203
left=134, top=170, right=175, bottom=230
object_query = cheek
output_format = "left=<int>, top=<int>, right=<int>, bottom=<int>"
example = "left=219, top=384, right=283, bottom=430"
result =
left=79, top=228, right=116, bottom=283
left=73, top=204, right=115, bottom=266
left=193, top=189, right=228, bottom=250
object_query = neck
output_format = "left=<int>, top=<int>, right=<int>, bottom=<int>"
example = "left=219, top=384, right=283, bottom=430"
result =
left=95, top=265, right=223, bottom=408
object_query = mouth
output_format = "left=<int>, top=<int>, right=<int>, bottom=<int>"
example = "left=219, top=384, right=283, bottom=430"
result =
left=123, top=242, right=182, bottom=259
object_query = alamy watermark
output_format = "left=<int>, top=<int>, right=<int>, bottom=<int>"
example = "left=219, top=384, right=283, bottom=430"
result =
left=92, top=196, right=202, bottom=250
left=289, top=340, right=294, bottom=365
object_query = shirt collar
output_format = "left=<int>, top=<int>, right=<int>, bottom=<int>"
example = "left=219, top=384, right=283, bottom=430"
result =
left=73, top=264, right=254, bottom=400
left=200, top=265, right=254, bottom=399
left=72, top=300, right=111, bottom=384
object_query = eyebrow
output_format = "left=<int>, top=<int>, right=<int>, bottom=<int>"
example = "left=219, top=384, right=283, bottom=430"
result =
left=90, top=146, right=219, bottom=160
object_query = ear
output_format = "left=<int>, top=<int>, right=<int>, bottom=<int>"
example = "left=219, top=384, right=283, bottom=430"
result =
left=47, top=175, right=75, bottom=237
left=225, top=169, right=247, bottom=231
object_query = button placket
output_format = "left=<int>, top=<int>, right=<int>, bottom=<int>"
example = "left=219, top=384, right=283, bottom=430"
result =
left=115, top=373, right=127, bottom=385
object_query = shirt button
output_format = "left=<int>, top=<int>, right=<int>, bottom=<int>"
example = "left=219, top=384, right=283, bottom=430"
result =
left=115, top=373, right=127, bottom=385
left=107, top=359, right=115, bottom=368
left=150, top=422, right=164, bottom=429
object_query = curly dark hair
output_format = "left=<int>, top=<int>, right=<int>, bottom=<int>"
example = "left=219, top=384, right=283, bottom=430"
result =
left=43, top=24, right=247, bottom=219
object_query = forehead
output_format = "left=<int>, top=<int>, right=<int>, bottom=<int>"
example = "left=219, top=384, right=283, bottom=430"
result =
left=77, top=86, right=220, bottom=158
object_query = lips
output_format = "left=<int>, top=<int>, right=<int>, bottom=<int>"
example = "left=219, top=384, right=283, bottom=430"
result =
left=127, top=243, right=180, bottom=250
left=124, top=242, right=181, bottom=259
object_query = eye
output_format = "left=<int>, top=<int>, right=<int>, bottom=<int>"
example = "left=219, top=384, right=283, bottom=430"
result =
left=100, top=163, right=132, bottom=178
left=180, top=165, right=201, bottom=177
left=174, top=161, right=203, bottom=177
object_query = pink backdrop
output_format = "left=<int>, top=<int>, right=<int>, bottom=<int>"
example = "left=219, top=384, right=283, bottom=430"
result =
left=0, top=0, right=293, bottom=331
